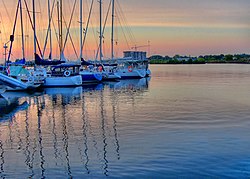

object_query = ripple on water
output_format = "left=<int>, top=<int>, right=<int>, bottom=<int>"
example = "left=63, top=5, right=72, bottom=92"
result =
left=1, top=65, right=250, bottom=178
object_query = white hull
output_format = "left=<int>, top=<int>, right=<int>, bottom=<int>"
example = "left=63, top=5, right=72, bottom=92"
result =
left=118, top=69, right=146, bottom=79
left=43, top=75, right=82, bottom=87
left=0, top=73, right=38, bottom=90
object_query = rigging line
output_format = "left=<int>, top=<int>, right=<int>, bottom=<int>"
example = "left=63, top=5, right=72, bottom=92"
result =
left=116, top=1, right=135, bottom=44
left=116, top=13, right=130, bottom=50
left=37, top=0, right=43, bottom=39
left=62, top=0, right=77, bottom=53
left=51, top=18, right=60, bottom=55
left=120, top=5, right=136, bottom=45
left=62, top=15, right=78, bottom=59
left=0, top=13, right=7, bottom=40
left=116, top=0, right=136, bottom=45
left=23, top=0, right=43, bottom=57
left=1, top=0, right=12, bottom=23
left=7, top=0, right=20, bottom=63
left=42, top=0, right=56, bottom=58
left=95, top=0, right=112, bottom=60
left=87, top=0, right=99, bottom=49
left=116, top=7, right=134, bottom=49
left=82, top=0, right=94, bottom=53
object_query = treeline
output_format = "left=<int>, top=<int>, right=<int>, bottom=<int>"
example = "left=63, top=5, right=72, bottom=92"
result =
left=149, top=54, right=250, bottom=64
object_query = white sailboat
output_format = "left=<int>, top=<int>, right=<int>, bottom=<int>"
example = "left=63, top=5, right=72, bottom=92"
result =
left=79, top=0, right=103, bottom=83
left=116, top=51, right=148, bottom=79
left=1, top=0, right=45, bottom=90
left=43, top=63, right=82, bottom=87
left=98, top=0, right=149, bottom=79
left=83, top=0, right=120, bottom=81
left=34, top=0, right=83, bottom=87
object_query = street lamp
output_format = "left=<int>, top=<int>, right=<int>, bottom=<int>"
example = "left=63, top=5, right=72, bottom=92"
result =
left=3, top=41, right=10, bottom=67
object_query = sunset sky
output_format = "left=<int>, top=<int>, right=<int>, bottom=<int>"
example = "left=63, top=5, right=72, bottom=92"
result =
left=0, top=0, right=249, bottom=62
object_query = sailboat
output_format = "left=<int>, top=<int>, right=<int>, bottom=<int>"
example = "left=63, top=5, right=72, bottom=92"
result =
left=97, top=0, right=149, bottom=79
left=33, top=0, right=82, bottom=87
left=116, top=51, right=148, bottom=79
left=34, top=0, right=101, bottom=85
left=95, top=0, right=121, bottom=81
left=0, top=0, right=46, bottom=91
left=78, top=0, right=103, bottom=83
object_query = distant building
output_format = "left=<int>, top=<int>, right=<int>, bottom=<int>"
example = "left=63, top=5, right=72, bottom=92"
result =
left=123, top=51, right=147, bottom=60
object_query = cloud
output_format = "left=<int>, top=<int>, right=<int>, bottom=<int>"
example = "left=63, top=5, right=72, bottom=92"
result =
left=118, top=0, right=250, bottom=29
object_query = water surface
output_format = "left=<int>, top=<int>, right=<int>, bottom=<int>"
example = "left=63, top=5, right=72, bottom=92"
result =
left=1, top=64, right=250, bottom=178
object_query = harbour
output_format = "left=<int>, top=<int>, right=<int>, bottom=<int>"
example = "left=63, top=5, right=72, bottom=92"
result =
left=1, top=64, right=250, bottom=178
left=0, top=0, right=250, bottom=178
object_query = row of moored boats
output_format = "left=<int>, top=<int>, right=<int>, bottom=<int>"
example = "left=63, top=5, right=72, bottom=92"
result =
left=0, top=51, right=150, bottom=93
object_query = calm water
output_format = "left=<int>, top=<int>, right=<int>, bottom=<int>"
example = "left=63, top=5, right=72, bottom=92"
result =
left=1, top=64, right=250, bottom=178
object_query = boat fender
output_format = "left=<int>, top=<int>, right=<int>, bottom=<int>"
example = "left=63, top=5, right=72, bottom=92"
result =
left=28, top=76, right=35, bottom=83
left=64, top=70, right=71, bottom=77
left=128, top=66, right=133, bottom=72
left=98, top=66, right=103, bottom=72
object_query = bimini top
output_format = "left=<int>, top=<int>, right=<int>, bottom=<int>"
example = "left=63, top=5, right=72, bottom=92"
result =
left=81, top=58, right=94, bottom=66
left=35, top=53, right=65, bottom=66
left=51, top=63, right=81, bottom=69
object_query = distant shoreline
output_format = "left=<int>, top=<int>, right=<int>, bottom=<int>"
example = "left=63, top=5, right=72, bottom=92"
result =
left=150, top=62, right=250, bottom=65
left=149, top=54, right=250, bottom=65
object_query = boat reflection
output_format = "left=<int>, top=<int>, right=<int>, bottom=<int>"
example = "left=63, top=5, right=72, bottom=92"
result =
left=0, top=77, right=151, bottom=178
left=105, top=77, right=150, bottom=90
left=0, top=97, right=29, bottom=123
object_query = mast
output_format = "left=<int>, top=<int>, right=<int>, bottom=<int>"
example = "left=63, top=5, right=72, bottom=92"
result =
left=48, top=0, right=52, bottom=59
left=57, top=0, right=63, bottom=60
left=99, top=0, right=102, bottom=62
left=111, top=0, right=115, bottom=60
left=19, top=0, right=25, bottom=60
left=80, top=0, right=83, bottom=59
left=32, top=0, right=36, bottom=55
left=60, top=0, right=63, bottom=60
left=57, top=1, right=60, bottom=57
left=7, top=1, right=20, bottom=64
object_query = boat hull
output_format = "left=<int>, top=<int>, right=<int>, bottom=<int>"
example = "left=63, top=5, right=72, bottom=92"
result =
left=0, top=73, right=40, bottom=91
left=118, top=69, right=146, bottom=79
left=43, top=75, right=82, bottom=87
left=102, top=72, right=121, bottom=81
left=80, top=71, right=102, bottom=83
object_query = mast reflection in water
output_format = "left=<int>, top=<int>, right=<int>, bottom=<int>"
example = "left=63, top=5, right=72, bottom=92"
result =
left=2, top=65, right=250, bottom=178
left=0, top=78, right=150, bottom=178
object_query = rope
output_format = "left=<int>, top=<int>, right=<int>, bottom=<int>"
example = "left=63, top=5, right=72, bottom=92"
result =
left=7, top=1, right=20, bottom=63
left=42, top=0, right=56, bottom=58
left=95, top=0, right=112, bottom=60
left=62, top=0, right=77, bottom=53
left=116, top=0, right=137, bottom=47
left=1, top=0, right=12, bottom=23
left=62, top=15, right=78, bottom=59
left=82, top=0, right=94, bottom=52
left=23, top=0, right=43, bottom=57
